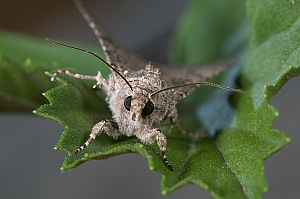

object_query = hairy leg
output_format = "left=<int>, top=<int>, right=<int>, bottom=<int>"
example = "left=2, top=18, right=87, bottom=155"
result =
left=137, top=128, right=173, bottom=171
left=154, top=129, right=174, bottom=171
left=51, top=69, right=108, bottom=91
left=75, top=119, right=119, bottom=153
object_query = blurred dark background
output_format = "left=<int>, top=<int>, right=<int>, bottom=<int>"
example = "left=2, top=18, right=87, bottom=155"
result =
left=0, top=0, right=183, bottom=62
left=0, top=0, right=299, bottom=199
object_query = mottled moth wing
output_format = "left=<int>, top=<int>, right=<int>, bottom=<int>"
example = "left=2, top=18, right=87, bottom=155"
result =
left=75, top=0, right=234, bottom=101
left=159, top=60, right=235, bottom=100
left=75, top=0, right=147, bottom=73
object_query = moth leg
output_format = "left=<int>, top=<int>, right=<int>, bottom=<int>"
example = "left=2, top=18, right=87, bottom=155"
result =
left=153, top=128, right=174, bottom=171
left=51, top=69, right=108, bottom=90
left=75, top=119, right=119, bottom=153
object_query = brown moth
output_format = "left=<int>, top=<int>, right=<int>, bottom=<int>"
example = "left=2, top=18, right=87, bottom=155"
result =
left=47, top=0, right=243, bottom=171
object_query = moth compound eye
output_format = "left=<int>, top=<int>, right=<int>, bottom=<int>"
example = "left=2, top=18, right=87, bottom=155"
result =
left=124, top=96, right=132, bottom=111
left=142, top=100, right=154, bottom=116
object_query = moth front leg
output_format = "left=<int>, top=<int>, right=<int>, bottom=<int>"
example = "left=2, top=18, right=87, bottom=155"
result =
left=152, top=128, right=174, bottom=171
left=51, top=69, right=108, bottom=91
left=75, top=119, right=119, bottom=153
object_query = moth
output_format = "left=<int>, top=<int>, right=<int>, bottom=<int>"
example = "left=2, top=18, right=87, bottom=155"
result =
left=47, top=0, right=243, bottom=171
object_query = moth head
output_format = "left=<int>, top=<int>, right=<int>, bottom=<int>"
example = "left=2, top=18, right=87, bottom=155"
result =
left=123, top=91, right=155, bottom=122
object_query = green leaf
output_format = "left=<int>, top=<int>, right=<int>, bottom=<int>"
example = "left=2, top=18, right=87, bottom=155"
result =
left=247, top=0, right=300, bottom=50
left=245, top=0, right=300, bottom=108
left=0, top=54, right=50, bottom=111
left=171, top=0, right=246, bottom=64
left=0, top=31, right=110, bottom=111
left=36, top=75, right=250, bottom=198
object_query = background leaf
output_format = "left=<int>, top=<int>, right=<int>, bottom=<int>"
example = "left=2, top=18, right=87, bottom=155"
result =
left=171, top=0, right=246, bottom=64
left=0, top=54, right=50, bottom=111
left=171, top=0, right=248, bottom=136
left=0, top=31, right=110, bottom=111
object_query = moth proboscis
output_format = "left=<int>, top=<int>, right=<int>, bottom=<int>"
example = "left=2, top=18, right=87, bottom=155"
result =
left=47, top=0, right=243, bottom=171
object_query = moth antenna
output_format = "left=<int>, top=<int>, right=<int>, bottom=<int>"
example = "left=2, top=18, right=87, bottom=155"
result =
left=45, top=38, right=133, bottom=91
left=150, top=82, right=244, bottom=97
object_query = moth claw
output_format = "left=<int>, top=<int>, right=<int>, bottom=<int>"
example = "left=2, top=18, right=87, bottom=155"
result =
left=91, top=84, right=98, bottom=90
left=50, top=72, right=58, bottom=82
left=50, top=76, right=56, bottom=82
left=71, top=148, right=81, bottom=156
